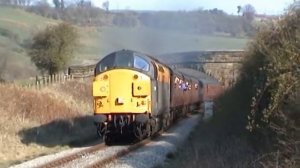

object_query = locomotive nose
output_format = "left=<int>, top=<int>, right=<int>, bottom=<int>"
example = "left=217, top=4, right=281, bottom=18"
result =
left=93, top=69, right=151, bottom=114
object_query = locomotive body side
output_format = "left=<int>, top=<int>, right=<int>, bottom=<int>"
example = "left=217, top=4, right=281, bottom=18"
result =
left=151, top=62, right=171, bottom=118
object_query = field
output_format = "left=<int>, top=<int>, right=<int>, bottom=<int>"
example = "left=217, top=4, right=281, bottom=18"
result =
left=0, top=6, right=249, bottom=81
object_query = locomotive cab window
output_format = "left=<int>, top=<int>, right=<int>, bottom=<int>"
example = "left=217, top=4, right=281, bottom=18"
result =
left=134, top=55, right=149, bottom=71
left=115, top=52, right=133, bottom=67
left=96, top=53, right=115, bottom=74
left=95, top=51, right=151, bottom=75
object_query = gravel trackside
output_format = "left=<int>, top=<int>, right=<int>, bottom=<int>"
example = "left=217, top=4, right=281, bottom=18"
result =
left=103, top=114, right=202, bottom=168
left=9, top=146, right=93, bottom=168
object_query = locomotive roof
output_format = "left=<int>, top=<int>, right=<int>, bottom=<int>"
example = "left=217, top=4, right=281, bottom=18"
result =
left=177, top=68, right=219, bottom=84
left=114, top=49, right=171, bottom=67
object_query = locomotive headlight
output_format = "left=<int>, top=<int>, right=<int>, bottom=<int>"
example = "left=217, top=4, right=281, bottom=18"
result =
left=103, top=75, right=108, bottom=80
left=133, top=74, right=138, bottom=80
left=100, top=86, right=106, bottom=92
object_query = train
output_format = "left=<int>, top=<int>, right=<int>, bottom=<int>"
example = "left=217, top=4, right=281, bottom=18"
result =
left=92, top=49, right=223, bottom=144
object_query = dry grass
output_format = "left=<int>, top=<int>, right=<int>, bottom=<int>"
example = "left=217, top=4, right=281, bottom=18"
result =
left=0, top=80, right=94, bottom=167
left=41, top=79, right=93, bottom=115
left=0, top=84, right=78, bottom=123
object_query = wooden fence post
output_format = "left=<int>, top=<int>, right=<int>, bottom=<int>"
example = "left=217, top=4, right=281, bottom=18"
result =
left=58, top=73, right=61, bottom=83
left=48, top=75, right=50, bottom=85
left=36, top=76, right=39, bottom=89
left=35, top=75, right=38, bottom=89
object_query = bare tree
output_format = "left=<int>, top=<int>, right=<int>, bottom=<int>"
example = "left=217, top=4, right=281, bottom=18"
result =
left=25, top=0, right=31, bottom=6
left=32, top=0, right=51, bottom=17
left=52, top=0, right=59, bottom=8
left=242, top=4, right=256, bottom=21
left=52, top=0, right=64, bottom=9
left=102, top=0, right=109, bottom=12
left=237, top=5, right=242, bottom=15
left=60, top=0, right=64, bottom=9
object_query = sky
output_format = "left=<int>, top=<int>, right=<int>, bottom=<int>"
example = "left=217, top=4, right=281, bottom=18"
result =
left=91, top=0, right=294, bottom=15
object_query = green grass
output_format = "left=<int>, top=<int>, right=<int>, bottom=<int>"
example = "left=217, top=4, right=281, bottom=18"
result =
left=0, top=6, right=56, bottom=39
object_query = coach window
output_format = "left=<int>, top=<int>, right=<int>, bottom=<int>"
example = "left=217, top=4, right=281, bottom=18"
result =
left=134, top=55, right=150, bottom=71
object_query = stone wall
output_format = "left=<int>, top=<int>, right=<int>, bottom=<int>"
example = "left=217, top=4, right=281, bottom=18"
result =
left=203, top=51, right=243, bottom=88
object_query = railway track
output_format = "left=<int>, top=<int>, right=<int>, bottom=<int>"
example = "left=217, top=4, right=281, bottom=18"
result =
left=36, top=143, right=107, bottom=168
left=87, top=138, right=154, bottom=168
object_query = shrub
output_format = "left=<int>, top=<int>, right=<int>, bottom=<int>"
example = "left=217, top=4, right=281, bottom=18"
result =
left=28, top=22, right=78, bottom=75
left=0, top=27, right=19, bottom=43
left=244, top=8, right=300, bottom=167
left=208, top=7, right=300, bottom=167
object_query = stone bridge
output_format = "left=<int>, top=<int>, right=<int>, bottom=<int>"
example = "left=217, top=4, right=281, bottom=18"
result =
left=159, top=50, right=245, bottom=87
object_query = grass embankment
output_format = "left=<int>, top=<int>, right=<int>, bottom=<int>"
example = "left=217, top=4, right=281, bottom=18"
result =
left=0, top=80, right=94, bottom=167
left=164, top=8, right=299, bottom=168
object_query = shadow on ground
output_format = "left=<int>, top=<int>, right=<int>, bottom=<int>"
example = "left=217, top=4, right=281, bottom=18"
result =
left=18, top=115, right=100, bottom=148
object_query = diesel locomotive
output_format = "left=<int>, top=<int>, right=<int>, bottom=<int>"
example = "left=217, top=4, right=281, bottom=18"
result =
left=93, top=50, right=215, bottom=144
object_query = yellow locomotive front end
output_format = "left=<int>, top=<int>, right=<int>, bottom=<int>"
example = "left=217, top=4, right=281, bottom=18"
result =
left=93, top=69, right=151, bottom=115
left=93, top=50, right=154, bottom=142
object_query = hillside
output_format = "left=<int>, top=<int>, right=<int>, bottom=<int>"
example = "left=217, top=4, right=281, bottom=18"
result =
left=0, top=6, right=249, bottom=81
left=0, top=6, right=58, bottom=80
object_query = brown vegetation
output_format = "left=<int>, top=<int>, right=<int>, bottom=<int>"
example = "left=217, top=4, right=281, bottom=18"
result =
left=0, top=80, right=93, bottom=167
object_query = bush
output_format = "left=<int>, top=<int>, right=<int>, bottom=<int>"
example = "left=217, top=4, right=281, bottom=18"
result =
left=28, top=22, right=78, bottom=75
left=0, top=27, right=19, bottom=43
left=205, top=7, right=300, bottom=168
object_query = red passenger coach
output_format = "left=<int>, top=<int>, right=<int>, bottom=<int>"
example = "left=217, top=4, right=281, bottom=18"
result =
left=177, top=68, right=224, bottom=101
left=202, top=83, right=223, bottom=101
